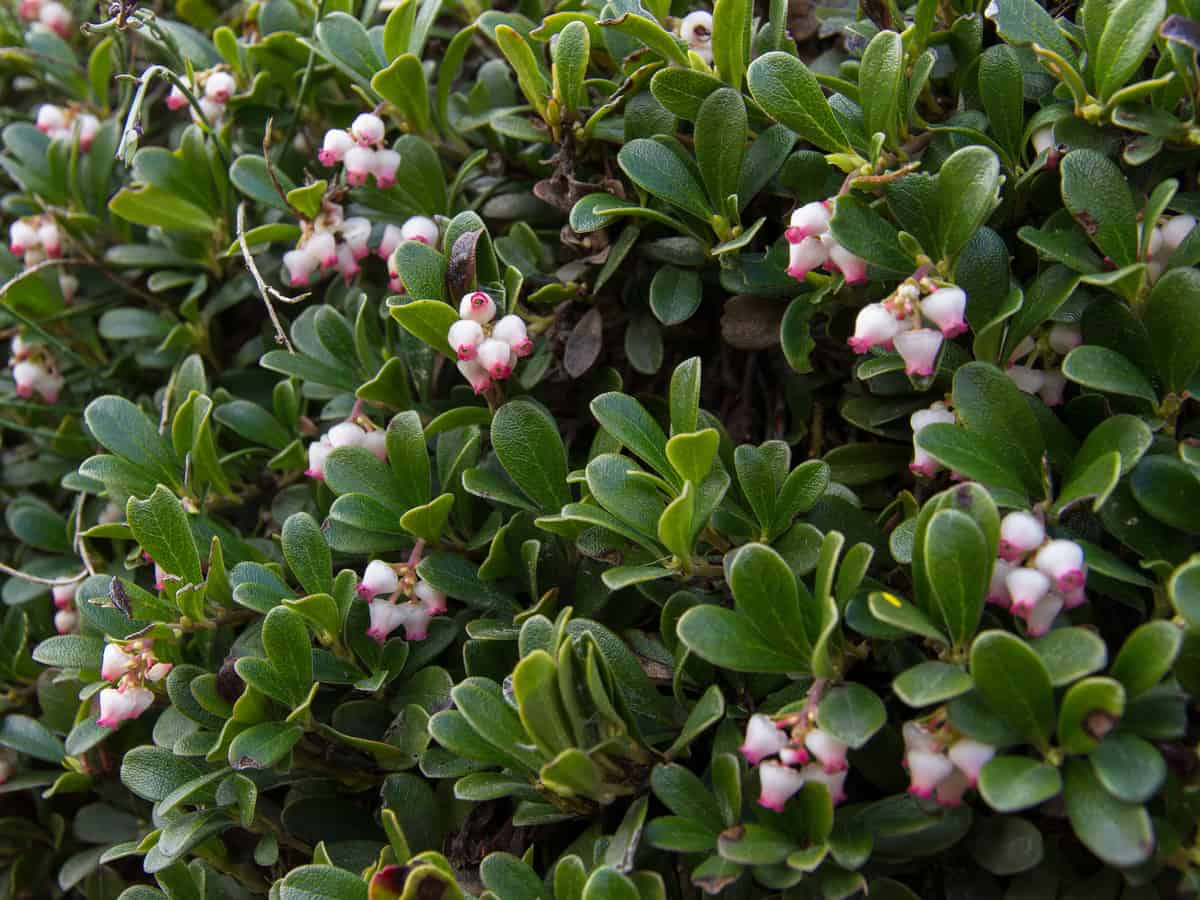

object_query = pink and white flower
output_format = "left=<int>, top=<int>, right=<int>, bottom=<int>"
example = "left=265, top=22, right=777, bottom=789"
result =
left=920, top=287, right=968, bottom=337
left=166, top=85, right=189, bottom=111
left=97, top=685, right=155, bottom=727
left=848, top=303, right=906, bottom=354
left=319, top=129, right=355, bottom=167
left=477, top=338, right=514, bottom=380
left=1020, top=592, right=1063, bottom=637
left=448, top=319, right=484, bottom=361
left=785, top=202, right=831, bottom=243
left=893, top=328, right=943, bottom=376
left=826, top=240, right=868, bottom=284
left=341, top=217, right=372, bottom=260
left=1048, top=324, right=1081, bottom=355
left=679, top=11, right=713, bottom=63
left=344, top=146, right=376, bottom=186
left=204, top=71, right=236, bottom=104
left=358, top=560, right=399, bottom=600
left=372, top=149, right=401, bottom=189
left=366, top=598, right=408, bottom=644
left=1005, top=567, right=1052, bottom=614
left=101, top=643, right=137, bottom=682
left=327, top=421, right=366, bottom=448
left=492, top=314, right=534, bottom=357
left=9, top=220, right=38, bottom=255
left=378, top=224, right=404, bottom=260
left=459, top=291, right=497, bottom=323
left=283, top=248, right=319, bottom=287
left=786, top=235, right=828, bottom=281
left=909, top=401, right=956, bottom=478
left=905, top=748, right=955, bottom=799
left=739, top=713, right=788, bottom=764
left=757, top=760, right=805, bottom=811
left=51, top=583, right=75, bottom=609
left=987, top=559, right=1014, bottom=608
left=350, top=113, right=386, bottom=147
left=947, top=738, right=995, bottom=785
left=401, top=216, right=439, bottom=245
left=801, top=763, right=848, bottom=804
left=998, top=511, right=1045, bottom=562
left=457, top=359, right=492, bottom=395
left=804, top=728, right=849, bottom=773
left=364, top=430, right=388, bottom=461
left=306, top=231, right=338, bottom=269
left=414, top=580, right=447, bottom=615
left=54, top=609, right=77, bottom=633
left=1034, top=539, right=1086, bottom=593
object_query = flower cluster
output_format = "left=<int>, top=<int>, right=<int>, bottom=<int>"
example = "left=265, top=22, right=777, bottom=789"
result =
left=357, top=559, right=448, bottom=643
left=678, top=11, right=713, bottom=63
left=9, top=213, right=63, bottom=262
left=903, top=720, right=994, bottom=806
left=739, top=713, right=849, bottom=811
left=849, top=277, right=968, bottom=376
left=447, top=292, right=533, bottom=394
left=51, top=582, right=76, bottom=634
left=318, top=113, right=400, bottom=188
left=988, top=512, right=1087, bottom=636
left=1142, top=213, right=1196, bottom=283
left=1005, top=325, right=1077, bottom=406
left=306, top=419, right=387, bottom=480
left=909, top=400, right=956, bottom=478
left=18, top=0, right=71, bottom=36
left=9, top=336, right=64, bottom=404
left=36, top=105, right=100, bottom=150
left=166, top=70, right=237, bottom=125
left=96, top=639, right=172, bottom=728
left=784, top=201, right=869, bottom=285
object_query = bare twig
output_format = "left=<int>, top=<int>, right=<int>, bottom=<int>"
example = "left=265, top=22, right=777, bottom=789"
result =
left=235, top=202, right=310, bottom=353
left=0, top=562, right=88, bottom=587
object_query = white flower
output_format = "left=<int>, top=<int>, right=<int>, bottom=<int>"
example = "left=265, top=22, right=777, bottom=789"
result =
left=786, top=235, right=828, bottom=281
left=101, top=643, right=137, bottom=682
left=372, top=149, right=401, bottom=189
left=739, top=714, right=788, bottom=764
left=679, top=11, right=714, bottom=63
left=401, top=215, right=439, bottom=246
left=920, top=287, right=968, bottom=337
left=902, top=721, right=940, bottom=754
left=51, top=583, right=75, bottom=609
left=804, top=728, right=849, bottom=773
left=341, top=217, right=372, bottom=259
left=327, top=422, right=367, bottom=448
left=848, top=303, right=905, bottom=354
left=38, top=1, right=72, bottom=37
left=366, top=598, right=408, bottom=644
left=757, top=761, right=805, bottom=811
left=456, top=358, right=492, bottom=395
left=1006, top=365, right=1045, bottom=396
left=894, top=328, right=943, bottom=376
left=1033, top=539, right=1086, bottom=593
left=145, top=661, right=173, bottom=682
left=1039, top=369, right=1066, bottom=406
left=97, top=685, right=154, bottom=727
left=37, top=222, right=61, bottom=258
left=947, top=738, right=995, bottom=786
left=335, top=244, right=360, bottom=282
left=414, top=579, right=447, bottom=615
left=283, top=248, right=319, bottom=287
left=1161, top=214, right=1197, bottom=255
left=998, top=511, right=1045, bottom=562
left=306, top=231, right=338, bottom=270
left=344, top=146, right=376, bottom=186
left=909, top=401, right=956, bottom=478
left=1047, top=323, right=1081, bottom=355
left=378, top=224, right=404, bottom=260
left=306, top=438, right=332, bottom=479
left=319, top=129, right=354, bottom=167
left=934, top=768, right=970, bottom=807
left=785, top=202, right=831, bottom=242
left=906, top=748, right=954, bottom=798
left=1020, top=591, right=1064, bottom=637
left=987, top=559, right=1014, bottom=608
left=53, top=609, right=77, bottom=633
left=448, top=319, right=485, bottom=361
left=492, top=314, right=534, bottom=357
left=1005, top=567, right=1052, bottom=613
left=1031, top=126, right=1055, bottom=157
left=351, top=113, right=386, bottom=147
left=9, top=220, right=38, bottom=255
left=458, top=290, right=497, bottom=323
left=364, top=429, right=388, bottom=461
left=205, top=71, right=236, bottom=104
left=12, top=360, right=44, bottom=399
left=801, top=763, right=848, bottom=805
left=826, top=240, right=868, bottom=284
left=477, top=338, right=514, bottom=380
left=358, top=560, right=400, bottom=600
left=35, top=105, right=66, bottom=135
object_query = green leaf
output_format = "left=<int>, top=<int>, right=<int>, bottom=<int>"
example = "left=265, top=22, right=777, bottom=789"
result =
left=228, top=722, right=303, bottom=770
left=858, top=30, right=904, bottom=145
left=590, top=392, right=674, bottom=482
left=1057, top=676, right=1124, bottom=754
left=967, top=816, right=1044, bottom=876
left=694, top=88, right=747, bottom=216
left=393, top=238, right=448, bottom=300
left=617, top=139, right=713, bottom=221
left=985, top=0, right=1076, bottom=63
left=867, top=591, right=947, bottom=645
left=389, top=299, right=458, bottom=358
left=450, top=677, right=543, bottom=773
left=1109, top=620, right=1183, bottom=697
left=495, top=25, right=549, bottom=116
left=1062, top=345, right=1157, bottom=403
left=313, top=11, right=384, bottom=87
left=1063, top=758, right=1153, bottom=867
left=1030, top=627, right=1108, bottom=686
left=937, top=146, right=1001, bottom=259
left=1168, top=555, right=1200, bottom=627
left=599, top=13, right=688, bottom=67
left=1142, top=267, right=1200, bottom=395
left=924, top=509, right=989, bottom=647
left=893, top=662, right=973, bottom=707
left=650, top=68, right=724, bottom=121
left=84, top=396, right=178, bottom=488
left=657, top=481, right=695, bottom=563
left=235, top=606, right=313, bottom=709
left=829, top=195, right=914, bottom=277
left=1060, top=149, right=1138, bottom=268
left=372, top=55, right=431, bottom=134
left=281, top=512, right=332, bottom=596
left=127, top=486, right=202, bottom=585
left=969, top=631, right=1055, bottom=749
left=747, top=52, right=850, bottom=153
left=491, top=401, right=571, bottom=512
left=32, top=634, right=104, bottom=670
left=512, top=650, right=573, bottom=759
left=710, top=0, right=749, bottom=88
left=649, top=265, right=703, bottom=326
left=1090, top=734, right=1166, bottom=804
left=1130, top=456, right=1200, bottom=533
left=816, top=683, right=885, bottom=748
left=676, top=605, right=807, bottom=673
left=109, top=185, right=216, bottom=234
left=0, top=714, right=66, bottom=763
left=978, top=44, right=1024, bottom=158
left=1094, top=0, right=1167, bottom=100
left=914, top=424, right=1030, bottom=498
left=978, top=756, right=1062, bottom=813
left=552, top=21, right=590, bottom=114
left=951, top=362, right=1046, bottom=496
left=279, top=865, right=369, bottom=900
left=399, top=494, right=454, bottom=544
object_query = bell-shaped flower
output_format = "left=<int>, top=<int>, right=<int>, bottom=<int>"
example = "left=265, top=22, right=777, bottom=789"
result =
left=848, top=303, right=904, bottom=354
left=77, top=114, right=99, bottom=151
left=358, top=560, right=399, bottom=600
left=306, top=231, right=337, bottom=269
left=457, top=359, right=492, bottom=395
left=1005, top=567, right=1052, bottom=614
left=947, top=738, right=995, bottom=786
left=786, top=235, right=827, bottom=281
left=902, top=721, right=940, bottom=754
left=37, top=370, right=62, bottom=404
left=205, top=71, right=236, bottom=103
left=679, top=11, right=713, bottom=63
left=38, top=2, right=72, bottom=36
left=97, top=685, right=155, bottom=727
left=54, top=609, right=77, bottom=633
left=378, top=224, right=403, bottom=261
left=397, top=601, right=433, bottom=640
left=905, top=748, right=954, bottom=799
left=998, top=511, right=1044, bottom=562
left=459, top=290, right=497, bottom=323
left=36, top=105, right=66, bottom=135
left=757, top=761, right=806, bottom=811
left=1006, top=364, right=1045, bottom=396
left=373, top=149, right=401, bottom=189
left=364, top=429, right=388, bottom=461
left=1161, top=214, right=1196, bottom=256
left=1039, top=369, right=1066, bottom=406
left=166, top=84, right=189, bottom=111
left=9, top=220, right=38, bottom=255
left=145, top=662, right=173, bottom=682
left=101, top=643, right=137, bottom=682
left=283, top=248, right=319, bottom=287
left=920, top=287, right=968, bottom=337
left=909, top=402, right=955, bottom=477
left=493, top=314, right=534, bottom=357
left=306, top=438, right=331, bottom=479
left=801, top=763, right=848, bottom=805
left=335, top=244, right=360, bottom=283
left=319, top=129, right=354, bottom=166
left=826, top=241, right=868, bottom=284
left=785, top=201, right=831, bottom=243
left=401, top=216, right=439, bottom=245
left=894, top=328, right=943, bottom=376
left=1062, top=586, right=1087, bottom=610
left=37, top=222, right=61, bottom=258
left=51, top=583, right=74, bottom=609
left=739, top=713, right=788, bottom=764
left=934, top=768, right=970, bottom=807
left=1020, top=592, right=1064, bottom=637
left=477, top=338, right=514, bottom=380
left=340, top=217, right=372, bottom=260
left=1048, top=323, right=1081, bottom=355
left=414, top=580, right=447, bottom=615
left=804, top=728, right=849, bottom=774
left=351, top=113, right=386, bottom=147
left=366, top=598, right=408, bottom=644
left=327, top=422, right=366, bottom=448
left=779, top=746, right=809, bottom=766
left=12, top=360, right=44, bottom=399
left=448, top=319, right=484, bottom=361
left=1034, top=539, right=1085, bottom=593
left=343, top=146, right=376, bottom=186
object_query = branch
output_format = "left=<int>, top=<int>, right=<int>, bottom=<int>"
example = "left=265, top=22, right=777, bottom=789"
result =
left=235, top=202, right=309, bottom=353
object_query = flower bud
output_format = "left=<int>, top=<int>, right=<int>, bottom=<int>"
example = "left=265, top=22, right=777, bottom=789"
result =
left=906, top=748, right=954, bottom=798
left=9, top=220, right=38, bottom=255
left=306, top=231, right=337, bottom=270
left=947, top=738, right=995, bottom=786
left=364, top=429, right=388, bottom=461
left=36, top=104, right=66, bottom=135
left=341, top=217, right=372, bottom=259
left=679, top=11, right=713, bottom=63
left=283, top=248, right=319, bottom=287
left=448, top=319, right=484, bottom=361
left=786, top=235, right=827, bottom=281
left=54, top=609, right=77, bottom=633
left=327, top=421, right=367, bottom=448
left=378, top=224, right=403, bottom=260
left=1161, top=214, right=1197, bottom=256
left=1047, top=323, right=1081, bottom=355
left=166, top=85, right=189, bottom=111
left=1005, top=567, right=1052, bottom=613
left=456, top=359, right=492, bottom=395
left=366, top=598, right=407, bottom=644
left=804, top=728, right=849, bottom=773
left=459, top=290, right=497, bottom=323
left=37, top=222, right=61, bottom=258
left=1034, top=539, right=1085, bottom=593
left=18, top=0, right=39, bottom=21
left=145, top=661, right=173, bottom=682
left=97, top=685, right=155, bottom=727
left=13, top=360, right=44, bottom=398
left=493, top=314, right=534, bottom=357
left=739, top=714, right=788, bottom=764
left=414, top=579, right=447, bottom=615
left=335, top=243, right=360, bottom=282
left=38, top=1, right=72, bottom=37
left=757, top=760, right=805, bottom=811
left=848, top=303, right=904, bottom=354
left=205, top=71, right=236, bottom=104
left=305, top=439, right=331, bottom=479
left=998, top=511, right=1045, bottom=562
left=343, top=146, right=376, bottom=186
left=401, top=216, right=439, bottom=245
left=351, top=113, right=386, bottom=146
left=894, top=328, right=944, bottom=376
left=51, top=583, right=74, bottom=608
left=801, top=763, right=848, bottom=805
left=785, top=201, right=831, bottom=243
left=319, top=129, right=354, bottom=167
left=1020, top=592, right=1064, bottom=637
left=101, top=643, right=136, bottom=682
left=477, top=338, right=514, bottom=380
left=373, top=149, right=401, bottom=189
left=920, top=287, right=968, bottom=337
left=826, top=240, right=868, bottom=284
left=358, top=560, right=399, bottom=600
